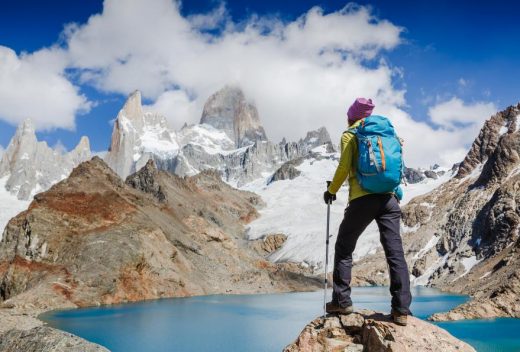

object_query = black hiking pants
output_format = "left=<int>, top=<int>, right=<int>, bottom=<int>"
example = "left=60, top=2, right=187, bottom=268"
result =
left=332, top=193, right=412, bottom=315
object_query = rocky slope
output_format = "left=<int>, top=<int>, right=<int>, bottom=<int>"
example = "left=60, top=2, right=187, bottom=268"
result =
left=0, top=157, right=320, bottom=311
left=284, top=310, right=475, bottom=352
left=352, top=103, right=520, bottom=320
left=0, top=119, right=91, bottom=200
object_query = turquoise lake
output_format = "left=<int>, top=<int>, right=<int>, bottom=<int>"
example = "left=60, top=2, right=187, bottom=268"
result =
left=40, top=287, right=520, bottom=352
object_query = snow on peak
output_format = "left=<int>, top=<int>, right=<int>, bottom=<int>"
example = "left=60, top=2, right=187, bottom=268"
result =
left=0, top=118, right=92, bottom=202
left=105, top=92, right=180, bottom=179
left=178, top=123, right=235, bottom=155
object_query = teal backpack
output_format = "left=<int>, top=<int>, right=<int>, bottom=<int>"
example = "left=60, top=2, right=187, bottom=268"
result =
left=348, top=115, right=404, bottom=194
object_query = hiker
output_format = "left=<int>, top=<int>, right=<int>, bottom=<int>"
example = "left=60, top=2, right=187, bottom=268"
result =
left=323, top=98, right=412, bottom=326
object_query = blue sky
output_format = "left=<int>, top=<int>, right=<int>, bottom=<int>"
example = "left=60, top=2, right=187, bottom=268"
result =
left=0, top=0, right=518, bottom=166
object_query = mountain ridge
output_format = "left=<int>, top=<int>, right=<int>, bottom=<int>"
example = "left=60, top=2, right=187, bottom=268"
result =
left=0, top=119, right=91, bottom=201
left=0, top=156, right=320, bottom=311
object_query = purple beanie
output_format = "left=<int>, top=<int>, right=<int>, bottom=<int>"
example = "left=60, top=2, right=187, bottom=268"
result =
left=347, top=98, right=375, bottom=123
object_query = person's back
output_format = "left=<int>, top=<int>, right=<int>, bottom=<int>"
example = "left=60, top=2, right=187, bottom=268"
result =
left=323, top=98, right=411, bottom=326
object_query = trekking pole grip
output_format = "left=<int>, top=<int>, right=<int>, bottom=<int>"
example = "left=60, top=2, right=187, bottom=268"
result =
left=326, top=181, right=332, bottom=205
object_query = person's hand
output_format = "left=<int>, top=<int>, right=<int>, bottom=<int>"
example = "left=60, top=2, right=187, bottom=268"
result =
left=323, top=190, right=336, bottom=204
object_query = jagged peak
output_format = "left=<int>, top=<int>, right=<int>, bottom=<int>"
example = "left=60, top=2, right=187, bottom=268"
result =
left=303, top=126, right=331, bottom=140
left=120, top=90, right=144, bottom=121
left=73, top=136, right=90, bottom=151
left=456, top=102, right=520, bottom=179
left=125, top=158, right=166, bottom=202
left=200, top=84, right=267, bottom=147
left=214, top=84, right=245, bottom=98
left=14, top=118, right=36, bottom=138
left=69, top=156, right=122, bottom=184
left=132, top=158, right=159, bottom=179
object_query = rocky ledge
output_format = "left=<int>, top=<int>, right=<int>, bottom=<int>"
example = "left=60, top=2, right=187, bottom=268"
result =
left=284, top=310, right=475, bottom=352
left=0, top=308, right=108, bottom=351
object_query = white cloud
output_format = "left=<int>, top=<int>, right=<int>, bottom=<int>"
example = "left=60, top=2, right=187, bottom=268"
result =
left=62, top=0, right=407, bottom=138
left=0, top=144, right=4, bottom=158
left=0, top=46, right=91, bottom=130
left=428, top=97, right=496, bottom=131
left=424, top=97, right=497, bottom=166
left=0, top=1, right=499, bottom=168
left=144, top=90, right=200, bottom=127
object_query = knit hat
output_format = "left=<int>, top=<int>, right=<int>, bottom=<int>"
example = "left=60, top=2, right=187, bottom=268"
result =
left=347, top=98, right=375, bottom=123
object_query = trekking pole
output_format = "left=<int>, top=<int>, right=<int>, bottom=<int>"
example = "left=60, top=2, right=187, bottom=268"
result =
left=323, top=181, right=332, bottom=318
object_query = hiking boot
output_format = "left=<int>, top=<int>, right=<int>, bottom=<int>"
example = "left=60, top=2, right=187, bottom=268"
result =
left=326, top=301, right=353, bottom=315
left=391, top=309, right=408, bottom=326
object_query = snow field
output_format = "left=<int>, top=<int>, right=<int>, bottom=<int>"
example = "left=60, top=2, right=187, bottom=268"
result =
left=244, top=149, right=452, bottom=273
left=0, top=177, right=30, bottom=241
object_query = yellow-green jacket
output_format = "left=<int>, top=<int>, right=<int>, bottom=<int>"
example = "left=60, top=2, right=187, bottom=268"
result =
left=327, top=120, right=371, bottom=202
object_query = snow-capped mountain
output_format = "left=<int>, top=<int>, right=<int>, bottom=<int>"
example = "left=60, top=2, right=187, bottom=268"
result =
left=0, top=119, right=91, bottom=238
left=105, top=87, right=335, bottom=187
left=105, top=90, right=180, bottom=179
left=0, top=84, right=454, bottom=268
left=0, top=119, right=91, bottom=200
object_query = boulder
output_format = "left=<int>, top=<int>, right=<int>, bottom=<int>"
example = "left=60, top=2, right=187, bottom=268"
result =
left=284, top=310, right=475, bottom=352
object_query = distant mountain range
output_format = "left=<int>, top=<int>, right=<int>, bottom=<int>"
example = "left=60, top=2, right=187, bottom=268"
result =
left=0, top=85, right=450, bottom=267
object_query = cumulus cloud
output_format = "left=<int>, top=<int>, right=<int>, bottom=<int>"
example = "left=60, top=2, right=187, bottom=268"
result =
left=429, top=97, right=496, bottom=130
left=144, top=90, right=200, bottom=126
left=62, top=1, right=407, bottom=139
left=0, top=0, right=499, bottom=167
left=426, top=97, right=497, bottom=165
left=0, top=46, right=90, bottom=130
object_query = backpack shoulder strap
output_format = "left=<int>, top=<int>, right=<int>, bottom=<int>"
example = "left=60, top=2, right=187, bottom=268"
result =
left=345, top=126, right=358, bottom=135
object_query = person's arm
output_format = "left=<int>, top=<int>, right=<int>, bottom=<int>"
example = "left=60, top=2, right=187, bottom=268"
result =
left=327, top=132, right=355, bottom=194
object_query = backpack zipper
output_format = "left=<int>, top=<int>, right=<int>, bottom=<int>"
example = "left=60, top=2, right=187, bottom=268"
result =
left=377, top=137, right=386, bottom=171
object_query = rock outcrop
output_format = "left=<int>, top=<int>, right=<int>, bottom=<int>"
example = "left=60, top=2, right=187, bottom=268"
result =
left=0, top=307, right=108, bottom=352
left=298, top=127, right=334, bottom=153
left=0, top=119, right=91, bottom=200
left=456, top=104, right=518, bottom=179
left=284, top=310, right=475, bottom=352
left=403, top=165, right=446, bottom=184
left=0, top=157, right=320, bottom=311
left=0, top=326, right=108, bottom=352
left=125, top=159, right=166, bottom=202
left=269, top=158, right=303, bottom=183
left=200, top=86, right=267, bottom=148
left=351, top=103, right=520, bottom=320
left=251, top=234, right=288, bottom=256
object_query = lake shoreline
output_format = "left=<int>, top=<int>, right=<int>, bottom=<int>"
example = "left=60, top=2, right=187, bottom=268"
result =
left=3, top=285, right=518, bottom=352
left=36, top=286, right=520, bottom=352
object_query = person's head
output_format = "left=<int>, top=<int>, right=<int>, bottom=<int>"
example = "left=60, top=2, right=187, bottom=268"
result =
left=347, top=98, right=375, bottom=126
